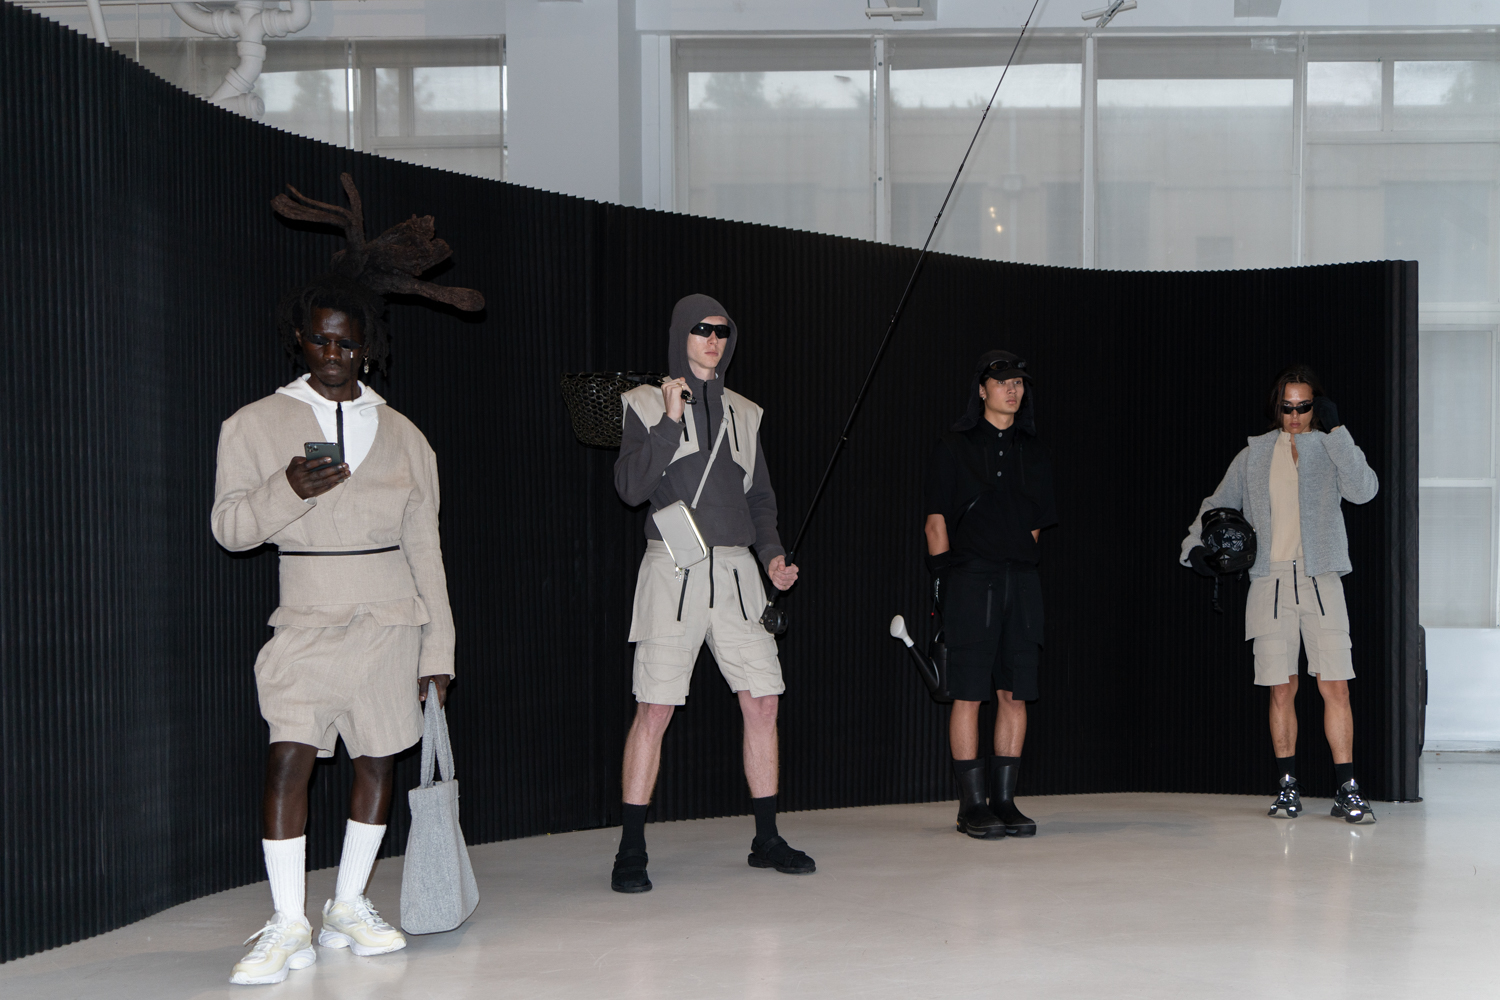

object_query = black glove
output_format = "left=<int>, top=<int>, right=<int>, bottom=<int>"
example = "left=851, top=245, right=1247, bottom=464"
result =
left=1187, top=545, right=1216, bottom=578
left=1313, top=395, right=1339, bottom=432
left=925, top=551, right=958, bottom=609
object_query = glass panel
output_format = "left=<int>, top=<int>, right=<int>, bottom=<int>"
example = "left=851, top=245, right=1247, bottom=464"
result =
left=377, top=147, right=504, bottom=181
left=1306, top=62, right=1381, bottom=132
left=414, top=66, right=503, bottom=136
left=1420, top=486, right=1494, bottom=627
left=888, top=64, right=1082, bottom=264
left=376, top=67, right=401, bottom=137
left=258, top=70, right=348, bottom=146
left=1419, top=330, right=1493, bottom=479
left=1394, top=61, right=1500, bottom=131
left=1097, top=77, right=1293, bottom=270
left=687, top=70, right=872, bottom=240
left=1305, top=143, right=1499, bottom=303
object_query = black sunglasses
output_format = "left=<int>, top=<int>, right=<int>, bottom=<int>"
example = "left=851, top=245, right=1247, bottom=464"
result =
left=302, top=331, right=363, bottom=353
left=1279, top=400, right=1314, bottom=414
left=983, top=358, right=1028, bottom=378
left=690, top=322, right=732, bottom=339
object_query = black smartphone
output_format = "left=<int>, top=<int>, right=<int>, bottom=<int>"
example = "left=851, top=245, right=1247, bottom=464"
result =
left=304, top=441, right=344, bottom=466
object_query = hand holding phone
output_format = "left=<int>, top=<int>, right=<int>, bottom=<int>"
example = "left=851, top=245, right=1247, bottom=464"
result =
left=286, top=442, right=349, bottom=499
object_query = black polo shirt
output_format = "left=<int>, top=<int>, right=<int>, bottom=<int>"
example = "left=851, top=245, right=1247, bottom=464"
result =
left=925, top=422, right=1057, bottom=565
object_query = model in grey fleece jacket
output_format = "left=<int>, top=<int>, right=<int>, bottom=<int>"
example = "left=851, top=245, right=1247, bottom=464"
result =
left=1179, top=425, right=1379, bottom=579
left=615, top=294, right=785, bottom=571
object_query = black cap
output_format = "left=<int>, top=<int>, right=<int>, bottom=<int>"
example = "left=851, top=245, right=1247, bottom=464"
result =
left=977, top=349, right=1031, bottom=384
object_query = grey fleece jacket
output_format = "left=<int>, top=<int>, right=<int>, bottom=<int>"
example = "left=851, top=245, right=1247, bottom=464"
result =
left=1179, top=426, right=1378, bottom=579
left=613, top=294, right=785, bottom=571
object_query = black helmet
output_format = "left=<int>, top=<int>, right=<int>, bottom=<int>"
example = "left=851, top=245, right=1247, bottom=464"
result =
left=1201, top=508, right=1257, bottom=575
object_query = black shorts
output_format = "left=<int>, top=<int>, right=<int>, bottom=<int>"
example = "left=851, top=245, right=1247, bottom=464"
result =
left=943, top=560, right=1044, bottom=702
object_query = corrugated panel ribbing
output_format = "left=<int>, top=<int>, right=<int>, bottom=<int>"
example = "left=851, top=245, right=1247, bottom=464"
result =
left=0, top=3, right=1419, bottom=963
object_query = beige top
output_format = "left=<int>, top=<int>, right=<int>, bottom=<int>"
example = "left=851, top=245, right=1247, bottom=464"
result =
left=211, top=392, right=455, bottom=677
left=1268, top=431, right=1304, bottom=564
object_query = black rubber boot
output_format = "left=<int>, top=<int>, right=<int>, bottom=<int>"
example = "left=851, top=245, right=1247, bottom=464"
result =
left=987, top=759, right=1036, bottom=837
left=611, top=848, right=652, bottom=893
left=748, top=835, right=816, bottom=874
left=954, top=762, right=1006, bottom=839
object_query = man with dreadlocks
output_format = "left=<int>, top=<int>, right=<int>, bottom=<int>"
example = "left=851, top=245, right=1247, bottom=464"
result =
left=211, top=175, right=482, bottom=986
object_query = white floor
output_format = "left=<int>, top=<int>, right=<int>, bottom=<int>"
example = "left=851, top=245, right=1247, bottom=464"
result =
left=5, top=753, right=1498, bottom=1000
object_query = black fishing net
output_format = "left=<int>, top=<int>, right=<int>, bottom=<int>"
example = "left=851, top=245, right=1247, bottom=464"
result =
left=559, top=372, right=668, bottom=447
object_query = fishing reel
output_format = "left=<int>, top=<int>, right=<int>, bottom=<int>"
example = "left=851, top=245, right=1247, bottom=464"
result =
left=760, top=602, right=788, bottom=636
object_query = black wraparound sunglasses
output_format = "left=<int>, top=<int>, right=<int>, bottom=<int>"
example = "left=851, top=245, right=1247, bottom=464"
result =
left=302, top=331, right=363, bottom=353
left=1279, top=400, right=1314, bottom=414
left=690, top=322, right=732, bottom=338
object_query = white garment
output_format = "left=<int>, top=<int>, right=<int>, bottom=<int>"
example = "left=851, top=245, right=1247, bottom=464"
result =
left=263, top=836, right=307, bottom=920
left=276, top=374, right=384, bottom=473
left=334, top=820, right=386, bottom=903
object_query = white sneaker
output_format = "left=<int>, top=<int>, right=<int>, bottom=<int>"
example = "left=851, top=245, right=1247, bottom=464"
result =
left=229, top=914, right=315, bottom=985
left=319, top=896, right=407, bottom=957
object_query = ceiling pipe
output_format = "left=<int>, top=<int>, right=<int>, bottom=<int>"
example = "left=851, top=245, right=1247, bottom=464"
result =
left=84, top=0, right=109, bottom=46
left=170, top=1, right=313, bottom=117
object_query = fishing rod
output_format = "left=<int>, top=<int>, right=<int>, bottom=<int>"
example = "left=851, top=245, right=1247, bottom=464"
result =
left=761, top=0, right=1045, bottom=635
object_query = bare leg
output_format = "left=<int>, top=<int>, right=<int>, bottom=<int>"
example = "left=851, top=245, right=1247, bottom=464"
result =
left=1268, top=675, right=1299, bottom=758
left=949, top=700, right=981, bottom=759
left=994, top=690, right=1027, bottom=757
left=738, top=691, right=779, bottom=798
left=622, top=703, right=675, bottom=805
left=263, top=742, right=319, bottom=840
left=349, top=754, right=396, bottom=826
left=1318, top=678, right=1354, bottom=764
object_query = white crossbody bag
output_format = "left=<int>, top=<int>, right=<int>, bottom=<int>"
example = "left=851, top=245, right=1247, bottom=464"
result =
left=650, top=413, right=729, bottom=569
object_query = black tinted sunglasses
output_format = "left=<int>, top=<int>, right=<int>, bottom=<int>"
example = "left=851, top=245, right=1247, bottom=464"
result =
left=690, top=322, right=732, bottom=339
left=302, top=331, right=363, bottom=353
left=983, top=358, right=1028, bottom=379
left=1279, top=400, right=1314, bottom=414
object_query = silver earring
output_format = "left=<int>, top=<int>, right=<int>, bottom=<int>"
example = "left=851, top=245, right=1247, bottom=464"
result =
left=363, top=357, right=370, bottom=375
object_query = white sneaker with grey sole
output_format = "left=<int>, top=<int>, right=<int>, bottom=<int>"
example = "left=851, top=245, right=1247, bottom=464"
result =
left=229, top=914, right=316, bottom=985
left=319, top=896, right=407, bottom=956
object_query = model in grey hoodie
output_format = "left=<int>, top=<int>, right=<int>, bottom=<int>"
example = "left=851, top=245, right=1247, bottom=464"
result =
left=608, top=294, right=812, bottom=895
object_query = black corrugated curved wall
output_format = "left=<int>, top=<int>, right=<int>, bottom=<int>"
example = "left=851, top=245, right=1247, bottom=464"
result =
left=0, top=3, right=1419, bottom=962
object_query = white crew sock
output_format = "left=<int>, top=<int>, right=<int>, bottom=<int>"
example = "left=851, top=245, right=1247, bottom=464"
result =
left=334, top=820, right=387, bottom=903
left=262, top=836, right=307, bottom=923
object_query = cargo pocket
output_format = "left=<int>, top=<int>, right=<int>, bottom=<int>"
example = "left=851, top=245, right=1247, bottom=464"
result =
left=1251, top=636, right=1288, bottom=660
left=628, top=553, right=690, bottom=642
left=633, top=643, right=696, bottom=699
left=1311, top=573, right=1351, bottom=633
left=725, top=634, right=784, bottom=698
left=1244, top=576, right=1281, bottom=640
left=1015, top=570, right=1046, bottom=647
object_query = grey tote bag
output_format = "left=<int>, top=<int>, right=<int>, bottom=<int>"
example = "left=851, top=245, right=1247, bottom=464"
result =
left=400, top=684, right=480, bottom=934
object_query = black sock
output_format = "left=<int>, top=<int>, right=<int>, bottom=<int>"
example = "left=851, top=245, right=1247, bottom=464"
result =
left=751, top=795, right=778, bottom=844
left=993, top=755, right=1020, bottom=769
left=619, top=803, right=648, bottom=854
left=1334, top=762, right=1355, bottom=787
left=951, top=757, right=985, bottom=775
left=1276, top=755, right=1297, bottom=780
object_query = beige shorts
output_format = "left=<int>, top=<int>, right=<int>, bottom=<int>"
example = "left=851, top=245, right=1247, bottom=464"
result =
left=629, top=541, right=784, bottom=705
left=254, top=606, right=425, bottom=758
left=1246, top=560, right=1355, bottom=686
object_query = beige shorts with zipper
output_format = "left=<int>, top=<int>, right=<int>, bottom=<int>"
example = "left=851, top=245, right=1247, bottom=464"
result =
left=1245, top=559, right=1355, bottom=686
left=629, top=541, right=784, bottom=705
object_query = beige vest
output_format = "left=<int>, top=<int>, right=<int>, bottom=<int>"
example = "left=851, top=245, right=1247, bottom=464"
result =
left=621, top=384, right=763, bottom=493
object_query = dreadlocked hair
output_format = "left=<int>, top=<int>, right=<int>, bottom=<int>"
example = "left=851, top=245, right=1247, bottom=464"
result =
left=270, top=172, right=485, bottom=375
left=276, top=273, right=392, bottom=374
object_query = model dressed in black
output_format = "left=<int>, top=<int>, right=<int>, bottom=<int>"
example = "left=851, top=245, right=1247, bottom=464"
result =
left=923, top=351, right=1057, bottom=839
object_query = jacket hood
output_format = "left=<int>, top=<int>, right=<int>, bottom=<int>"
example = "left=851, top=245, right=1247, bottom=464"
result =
left=952, top=349, right=1036, bottom=435
left=668, top=294, right=737, bottom=392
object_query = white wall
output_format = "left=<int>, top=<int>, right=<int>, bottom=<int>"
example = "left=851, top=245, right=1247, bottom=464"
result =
left=1426, top=629, right=1500, bottom=748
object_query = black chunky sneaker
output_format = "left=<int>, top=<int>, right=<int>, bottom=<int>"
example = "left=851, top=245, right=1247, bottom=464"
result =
left=748, top=835, right=816, bottom=874
left=986, top=759, right=1036, bottom=837
left=611, top=848, right=652, bottom=893
left=1331, top=779, right=1376, bottom=824
left=1268, top=774, right=1302, bottom=818
left=955, top=764, right=1006, bottom=839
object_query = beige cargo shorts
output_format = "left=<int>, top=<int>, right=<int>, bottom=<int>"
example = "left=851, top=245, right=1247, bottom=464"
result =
left=1245, top=559, right=1355, bottom=686
left=629, top=541, right=784, bottom=706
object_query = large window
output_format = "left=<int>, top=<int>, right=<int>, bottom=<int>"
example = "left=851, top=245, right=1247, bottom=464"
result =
left=133, top=37, right=505, bottom=181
